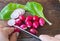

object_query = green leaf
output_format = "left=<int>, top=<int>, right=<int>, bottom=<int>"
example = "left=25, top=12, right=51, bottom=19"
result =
left=0, top=3, right=25, bottom=20
left=25, top=2, right=52, bottom=25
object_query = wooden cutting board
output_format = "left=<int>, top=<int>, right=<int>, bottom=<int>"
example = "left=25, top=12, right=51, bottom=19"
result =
left=0, top=0, right=60, bottom=41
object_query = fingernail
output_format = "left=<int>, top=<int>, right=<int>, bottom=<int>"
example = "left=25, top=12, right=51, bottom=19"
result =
left=16, top=32, right=19, bottom=37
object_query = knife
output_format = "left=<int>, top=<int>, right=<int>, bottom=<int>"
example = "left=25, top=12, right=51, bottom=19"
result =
left=14, top=25, right=41, bottom=41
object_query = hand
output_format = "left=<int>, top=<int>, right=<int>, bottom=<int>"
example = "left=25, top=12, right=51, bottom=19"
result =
left=0, top=26, right=19, bottom=41
left=39, top=34, right=60, bottom=41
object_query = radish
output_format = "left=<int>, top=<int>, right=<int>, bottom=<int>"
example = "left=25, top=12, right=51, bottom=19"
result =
left=15, top=19, right=22, bottom=26
left=33, top=21, right=39, bottom=29
left=10, top=8, right=25, bottom=19
left=39, top=18, right=45, bottom=26
left=33, top=16, right=39, bottom=21
left=14, top=28, right=20, bottom=32
left=8, top=19, right=15, bottom=26
left=19, top=15, right=25, bottom=21
left=20, top=24, right=27, bottom=30
left=26, top=21, right=32, bottom=28
left=25, top=16, right=33, bottom=22
left=30, top=28, right=38, bottom=34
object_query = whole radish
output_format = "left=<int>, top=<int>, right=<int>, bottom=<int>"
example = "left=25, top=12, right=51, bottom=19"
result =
left=19, top=15, right=26, bottom=21
left=33, top=21, right=39, bottom=29
left=20, top=24, right=27, bottom=30
left=30, top=28, right=38, bottom=34
left=15, top=19, right=22, bottom=26
left=26, top=21, right=32, bottom=28
left=39, top=18, right=45, bottom=26
left=33, top=16, right=39, bottom=21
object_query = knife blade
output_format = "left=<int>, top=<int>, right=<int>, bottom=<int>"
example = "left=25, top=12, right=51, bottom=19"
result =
left=14, top=25, right=41, bottom=41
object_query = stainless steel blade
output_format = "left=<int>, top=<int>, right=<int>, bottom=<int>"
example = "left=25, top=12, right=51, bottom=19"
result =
left=14, top=25, right=41, bottom=41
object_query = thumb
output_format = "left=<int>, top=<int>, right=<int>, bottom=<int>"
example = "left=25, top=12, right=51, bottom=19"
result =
left=10, top=32, right=19, bottom=41
left=39, top=35, right=52, bottom=41
left=2, top=27, right=14, bottom=35
left=55, top=34, right=60, bottom=40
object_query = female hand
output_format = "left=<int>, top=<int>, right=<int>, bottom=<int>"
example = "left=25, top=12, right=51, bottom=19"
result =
left=0, top=26, right=19, bottom=41
left=39, top=34, right=60, bottom=41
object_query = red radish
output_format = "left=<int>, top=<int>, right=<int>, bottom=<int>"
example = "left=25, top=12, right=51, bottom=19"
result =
left=11, top=8, right=25, bottom=19
left=14, top=28, right=20, bottom=32
left=39, top=18, right=45, bottom=26
left=25, top=16, right=33, bottom=22
left=19, top=15, right=25, bottom=21
left=15, top=19, right=22, bottom=26
left=33, top=21, right=39, bottom=29
left=30, top=28, right=38, bottom=34
left=20, top=24, right=27, bottom=30
left=26, top=21, right=32, bottom=28
left=33, top=16, right=39, bottom=21
left=8, top=19, right=15, bottom=26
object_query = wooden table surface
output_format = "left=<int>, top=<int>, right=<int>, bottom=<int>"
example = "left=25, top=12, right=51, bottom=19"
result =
left=0, top=0, right=60, bottom=41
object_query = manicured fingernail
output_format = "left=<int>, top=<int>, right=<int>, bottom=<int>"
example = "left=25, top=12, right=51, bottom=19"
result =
left=16, top=32, right=19, bottom=37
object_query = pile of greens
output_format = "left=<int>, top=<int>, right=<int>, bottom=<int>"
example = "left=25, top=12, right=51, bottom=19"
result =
left=0, top=2, right=52, bottom=25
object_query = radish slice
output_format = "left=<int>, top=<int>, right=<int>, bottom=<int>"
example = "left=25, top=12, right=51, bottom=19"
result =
left=8, top=19, right=15, bottom=26
left=11, top=8, right=25, bottom=19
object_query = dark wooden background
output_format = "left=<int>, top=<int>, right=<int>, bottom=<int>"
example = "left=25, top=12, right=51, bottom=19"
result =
left=0, top=0, right=60, bottom=41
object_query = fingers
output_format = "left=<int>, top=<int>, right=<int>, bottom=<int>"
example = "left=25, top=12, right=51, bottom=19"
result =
left=10, top=32, right=19, bottom=41
left=55, top=34, right=60, bottom=40
left=39, top=35, right=52, bottom=41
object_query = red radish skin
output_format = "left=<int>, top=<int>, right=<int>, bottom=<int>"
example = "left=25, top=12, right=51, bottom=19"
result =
left=26, top=21, right=32, bottom=28
left=19, top=15, right=26, bottom=21
left=30, top=28, right=38, bottom=34
left=15, top=19, right=22, bottom=26
left=33, top=21, right=39, bottom=29
left=20, top=24, right=27, bottom=30
left=39, top=18, right=45, bottom=26
left=14, top=28, right=20, bottom=32
left=8, top=19, right=15, bottom=26
left=25, top=16, right=33, bottom=22
left=33, top=16, right=39, bottom=21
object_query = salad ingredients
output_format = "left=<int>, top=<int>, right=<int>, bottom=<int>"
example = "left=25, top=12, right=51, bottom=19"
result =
left=33, top=16, right=39, bottom=21
left=30, top=28, right=38, bottom=34
left=25, top=15, right=33, bottom=21
left=39, top=18, right=45, bottom=26
left=25, top=2, right=52, bottom=25
left=11, top=8, right=25, bottom=19
left=33, top=21, right=39, bottom=29
left=26, top=21, right=32, bottom=28
left=0, top=3, right=24, bottom=20
left=15, top=19, right=22, bottom=26
left=19, top=15, right=26, bottom=21
left=14, top=28, right=20, bottom=32
left=8, top=19, right=15, bottom=26
left=20, top=24, right=27, bottom=30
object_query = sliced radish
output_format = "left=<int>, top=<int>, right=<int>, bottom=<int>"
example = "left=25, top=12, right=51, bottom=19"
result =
left=11, top=8, right=25, bottom=19
left=8, top=19, right=15, bottom=26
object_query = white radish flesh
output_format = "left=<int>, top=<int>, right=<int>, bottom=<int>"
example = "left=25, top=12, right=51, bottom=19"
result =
left=11, top=8, right=25, bottom=19
left=8, top=19, right=15, bottom=26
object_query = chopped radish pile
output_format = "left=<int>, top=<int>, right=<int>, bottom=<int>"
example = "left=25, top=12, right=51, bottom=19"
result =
left=8, top=9, right=45, bottom=34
